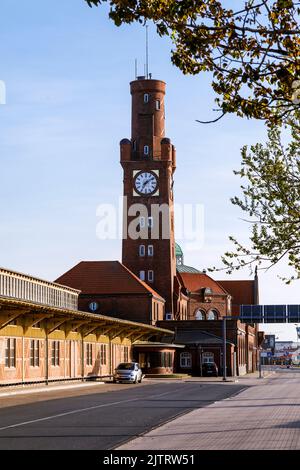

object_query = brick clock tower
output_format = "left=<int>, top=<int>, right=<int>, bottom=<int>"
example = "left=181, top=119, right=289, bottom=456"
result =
left=120, top=77, right=176, bottom=318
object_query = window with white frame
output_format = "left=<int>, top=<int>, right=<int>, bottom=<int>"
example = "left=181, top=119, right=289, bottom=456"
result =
left=155, top=100, right=161, bottom=110
left=139, top=271, right=145, bottom=281
left=5, top=338, right=16, bottom=368
left=139, top=245, right=145, bottom=256
left=139, top=217, right=146, bottom=228
left=202, top=352, right=214, bottom=363
left=148, top=270, right=154, bottom=282
left=148, top=245, right=154, bottom=256
left=180, top=352, right=192, bottom=368
left=148, top=217, right=154, bottom=228
left=144, top=93, right=149, bottom=103
left=144, top=145, right=149, bottom=155
left=207, top=309, right=218, bottom=320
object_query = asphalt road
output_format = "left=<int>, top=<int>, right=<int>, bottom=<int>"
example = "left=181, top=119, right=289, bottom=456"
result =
left=117, top=371, right=300, bottom=450
left=0, top=380, right=247, bottom=450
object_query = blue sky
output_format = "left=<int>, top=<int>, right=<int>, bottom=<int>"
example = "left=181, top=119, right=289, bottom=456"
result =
left=0, top=0, right=299, bottom=340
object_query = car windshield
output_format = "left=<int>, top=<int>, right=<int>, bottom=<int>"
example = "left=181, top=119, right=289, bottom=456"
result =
left=117, top=363, right=135, bottom=370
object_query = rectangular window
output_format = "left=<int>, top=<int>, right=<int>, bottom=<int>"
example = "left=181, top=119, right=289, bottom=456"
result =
left=139, top=217, right=145, bottom=228
left=30, top=340, right=40, bottom=367
left=148, top=217, right=154, bottom=228
left=132, top=140, right=137, bottom=151
left=155, top=100, right=161, bottom=110
left=51, top=341, right=60, bottom=367
left=144, top=93, right=149, bottom=103
left=148, top=270, right=154, bottom=282
left=100, top=344, right=107, bottom=365
left=148, top=245, right=154, bottom=256
left=139, top=271, right=145, bottom=281
left=124, top=346, right=129, bottom=363
left=139, top=245, right=145, bottom=257
left=5, top=338, right=16, bottom=368
left=144, top=145, right=149, bottom=155
left=86, top=343, right=93, bottom=366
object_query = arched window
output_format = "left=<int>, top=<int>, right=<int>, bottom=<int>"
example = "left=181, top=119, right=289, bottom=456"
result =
left=207, top=309, right=218, bottom=320
left=195, top=309, right=205, bottom=320
left=180, top=352, right=192, bottom=368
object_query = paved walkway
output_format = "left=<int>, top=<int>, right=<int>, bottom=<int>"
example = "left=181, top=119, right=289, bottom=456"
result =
left=117, top=371, right=300, bottom=450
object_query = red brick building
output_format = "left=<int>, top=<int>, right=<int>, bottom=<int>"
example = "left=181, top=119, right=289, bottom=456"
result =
left=56, top=261, right=165, bottom=325
left=56, top=76, right=262, bottom=376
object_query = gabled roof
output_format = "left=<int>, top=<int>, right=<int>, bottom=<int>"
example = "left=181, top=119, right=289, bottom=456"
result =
left=179, top=272, right=228, bottom=295
left=55, top=261, right=164, bottom=301
left=217, top=280, right=255, bottom=313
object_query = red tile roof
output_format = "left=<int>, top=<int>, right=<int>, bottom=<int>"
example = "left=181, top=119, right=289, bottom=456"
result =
left=179, top=273, right=228, bottom=295
left=217, top=280, right=255, bottom=314
left=55, top=261, right=164, bottom=300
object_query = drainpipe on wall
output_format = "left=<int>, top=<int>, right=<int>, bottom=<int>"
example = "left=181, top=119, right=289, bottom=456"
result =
left=109, top=339, right=113, bottom=376
left=22, top=336, right=25, bottom=386
left=45, top=331, right=49, bottom=386
left=81, top=334, right=85, bottom=382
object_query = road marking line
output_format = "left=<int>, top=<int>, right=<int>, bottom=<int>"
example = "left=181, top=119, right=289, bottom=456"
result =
left=0, top=386, right=186, bottom=432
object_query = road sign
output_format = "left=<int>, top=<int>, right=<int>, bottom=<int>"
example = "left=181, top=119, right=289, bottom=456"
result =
left=287, top=305, right=300, bottom=322
left=240, top=304, right=300, bottom=323
left=240, top=305, right=263, bottom=322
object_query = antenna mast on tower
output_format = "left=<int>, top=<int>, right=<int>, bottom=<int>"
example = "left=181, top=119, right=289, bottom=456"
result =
left=146, top=24, right=149, bottom=79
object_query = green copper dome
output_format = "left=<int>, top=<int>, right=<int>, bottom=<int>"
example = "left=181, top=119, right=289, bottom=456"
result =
left=175, top=243, right=183, bottom=257
left=175, top=242, right=201, bottom=273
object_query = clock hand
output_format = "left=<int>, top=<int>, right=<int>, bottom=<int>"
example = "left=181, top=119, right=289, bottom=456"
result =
left=142, top=178, right=151, bottom=188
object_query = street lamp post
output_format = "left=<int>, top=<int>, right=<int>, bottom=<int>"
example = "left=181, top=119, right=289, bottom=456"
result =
left=222, top=316, right=227, bottom=381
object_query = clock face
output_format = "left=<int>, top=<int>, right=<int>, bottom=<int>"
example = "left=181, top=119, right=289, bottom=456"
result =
left=134, top=172, right=158, bottom=195
left=89, top=302, right=99, bottom=312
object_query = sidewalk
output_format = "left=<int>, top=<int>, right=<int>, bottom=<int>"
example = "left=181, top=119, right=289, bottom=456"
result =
left=117, top=372, right=300, bottom=450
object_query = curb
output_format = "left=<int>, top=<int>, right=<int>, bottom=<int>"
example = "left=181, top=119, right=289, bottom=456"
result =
left=0, top=381, right=105, bottom=398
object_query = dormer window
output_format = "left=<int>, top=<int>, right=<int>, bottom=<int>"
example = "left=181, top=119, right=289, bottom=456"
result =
left=144, top=93, right=149, bottom=103
left=204, top=288, right=212, bottom=295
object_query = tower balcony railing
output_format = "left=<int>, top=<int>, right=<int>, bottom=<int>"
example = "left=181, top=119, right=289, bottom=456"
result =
left=0, top=268, right=80, bottom=311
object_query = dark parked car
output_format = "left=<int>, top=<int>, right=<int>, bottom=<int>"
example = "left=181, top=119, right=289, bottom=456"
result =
left=202, top=362, right=218, bottom=377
